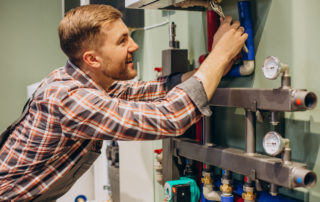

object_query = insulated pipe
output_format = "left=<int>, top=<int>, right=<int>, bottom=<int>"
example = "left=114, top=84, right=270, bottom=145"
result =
left=206, top=10, right=220, bottom=52
left=228, top=0, right=255, bottom=77
left=238, top=0, right=255, bottom=61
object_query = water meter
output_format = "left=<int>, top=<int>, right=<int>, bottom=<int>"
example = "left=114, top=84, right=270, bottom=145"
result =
left=262, top=131, right=285, bottom=156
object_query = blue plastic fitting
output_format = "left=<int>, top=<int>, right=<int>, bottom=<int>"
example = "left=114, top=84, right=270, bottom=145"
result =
left=221, top=195, right=234, bottom=202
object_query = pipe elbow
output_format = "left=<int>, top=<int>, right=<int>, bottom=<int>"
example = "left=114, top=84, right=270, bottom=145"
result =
left=239, top=60, right=255, bottom=76
left=203, top=184, right=221, bottom=201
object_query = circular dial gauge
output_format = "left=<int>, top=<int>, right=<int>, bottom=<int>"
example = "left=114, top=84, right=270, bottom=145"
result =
left=263, top=131, right=284, bottom=156
left=262, top=56, right=280, bottom=80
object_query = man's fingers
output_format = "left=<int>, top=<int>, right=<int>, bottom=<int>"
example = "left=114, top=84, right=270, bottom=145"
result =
left=231, top=20, right=240, bottom=29
left=220, top=17, right=224, bottom=23
left=236, top=26, right=245, bottom=35
left=222, top=16, right=232, bottom=24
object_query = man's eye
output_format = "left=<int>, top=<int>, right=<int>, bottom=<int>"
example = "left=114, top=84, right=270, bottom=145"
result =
left=120, top=37, right=127, bottom=44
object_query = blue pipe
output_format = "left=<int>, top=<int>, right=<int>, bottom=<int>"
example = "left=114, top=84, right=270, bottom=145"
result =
left=227, top=0, right=255, bottom=77
left=238, top=0, right=255, bottom=61
left=227, top=63, right=242, bottom=77
left=221, top=195, right=234, bottom=202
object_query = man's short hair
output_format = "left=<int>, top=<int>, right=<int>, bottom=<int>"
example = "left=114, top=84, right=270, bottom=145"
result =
left=58, top=5, right=122, bottom=66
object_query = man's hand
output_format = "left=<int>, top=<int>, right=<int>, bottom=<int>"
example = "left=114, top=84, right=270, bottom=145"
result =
left=211, top=16, right=243, bottom=76
left=194, top=16, right=247, bottom=100
left=212, top=16, right=240, bottom=50
left=223, top=53, right=241, bottom=76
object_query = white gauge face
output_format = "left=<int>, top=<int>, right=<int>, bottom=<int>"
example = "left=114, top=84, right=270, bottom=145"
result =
left=262, top=56, right=280, bottom=80
left=263, top=131, right=283, bottom=156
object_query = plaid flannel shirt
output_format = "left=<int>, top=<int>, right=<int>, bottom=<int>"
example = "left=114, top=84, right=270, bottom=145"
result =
left=0, top=61, right=208, bottom=201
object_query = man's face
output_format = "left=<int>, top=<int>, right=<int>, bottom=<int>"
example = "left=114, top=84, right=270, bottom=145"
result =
left=97, top=19, right=139, bottom=80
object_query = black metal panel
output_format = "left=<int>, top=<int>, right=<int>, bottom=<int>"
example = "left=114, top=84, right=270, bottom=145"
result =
left=162, top=49, right=189, bottom=76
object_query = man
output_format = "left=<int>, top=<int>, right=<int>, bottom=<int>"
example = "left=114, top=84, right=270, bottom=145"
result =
left=0, top=4, right=247, bottom=201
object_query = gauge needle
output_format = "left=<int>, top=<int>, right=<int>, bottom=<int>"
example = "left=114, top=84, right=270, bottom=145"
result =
left=210, top=1, right=249, bottom=53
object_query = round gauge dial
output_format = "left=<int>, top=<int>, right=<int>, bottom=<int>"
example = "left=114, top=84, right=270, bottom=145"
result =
left=263, top=131, right=284, bottom=156
left=262, top=56, right=280, bottom=80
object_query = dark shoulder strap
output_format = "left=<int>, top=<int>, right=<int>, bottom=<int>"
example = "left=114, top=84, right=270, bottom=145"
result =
left=0, top=98, right=32, bottom=148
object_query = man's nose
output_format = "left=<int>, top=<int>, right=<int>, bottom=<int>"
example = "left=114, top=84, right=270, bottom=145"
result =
left=128, top=37, right=139, bottom=52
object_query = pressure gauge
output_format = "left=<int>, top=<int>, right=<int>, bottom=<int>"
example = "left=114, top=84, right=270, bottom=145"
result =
left=262, top=131, right=284, bottom=156
left=262, top=56, right=281, bottom=80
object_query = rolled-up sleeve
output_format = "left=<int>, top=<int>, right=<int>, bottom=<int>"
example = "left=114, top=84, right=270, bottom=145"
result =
left=176, top=76, right=212, bottom=116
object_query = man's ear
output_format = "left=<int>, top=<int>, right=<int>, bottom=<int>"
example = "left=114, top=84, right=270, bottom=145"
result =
left=82, top=50, right=101, bottom=69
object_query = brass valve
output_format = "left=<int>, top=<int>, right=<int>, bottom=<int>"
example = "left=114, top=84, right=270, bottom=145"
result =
left=220, top=184, right=232, bottom=194
left=242, top=191, right=255, bottom=201
left=201, top=175, right=213, bottom=185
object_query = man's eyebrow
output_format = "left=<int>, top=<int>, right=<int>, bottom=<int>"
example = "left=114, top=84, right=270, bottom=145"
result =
left=117, top=32, right=129, bottom=42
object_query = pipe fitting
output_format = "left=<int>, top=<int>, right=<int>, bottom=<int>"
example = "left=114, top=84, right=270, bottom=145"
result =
left=154, top=150, right=163, bottom=184
left=291, top=167, right=317, bottom=188
left=203, top=184, right=222, bottom=201
left=242, top=181, right=255, bottom=201
left=201, top=172, right=213, bottom=185
left=201, top=171, right=222, bottom=201
left=291, top=90, right=317, bottom=110
left=242, top=191, right=255, bottom=201
left=269, top=184, right=278, bottom=196
left=239, top=60, right=255, bottom=76
left=220, top=184, right=232, bottom=196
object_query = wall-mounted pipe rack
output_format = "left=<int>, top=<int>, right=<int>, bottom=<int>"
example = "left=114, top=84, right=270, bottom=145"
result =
left=172, top=139, right=316, bottom=189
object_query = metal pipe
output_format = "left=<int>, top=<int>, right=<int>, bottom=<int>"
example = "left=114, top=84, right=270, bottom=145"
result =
left=292, top=167, right=317, bottom=188
left=203, top=116, right=213, bottom=145
left=280, top=63, right=291, bottom=89
left=169, top=22, right=179, bottom=48
left=292, top=90, right=317, bottom=110
left=282, top=139, right=291, bottom=164
left=269, top=184, right=278, bottom=196
left=245, top=110, right=256, bottom=154
left=270, top=111, right=279, bottom=126
left=209, top=88, right=317, bottom=112
left=244, top=110, right=256, bottom=201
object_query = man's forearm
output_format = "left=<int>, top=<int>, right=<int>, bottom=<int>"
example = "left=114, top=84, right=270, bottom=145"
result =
left=181, top=69, right=198, bottom=83
left=194, top=53, right=229, bottom=100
